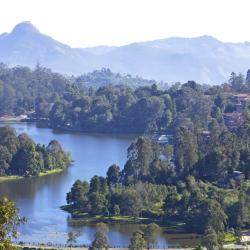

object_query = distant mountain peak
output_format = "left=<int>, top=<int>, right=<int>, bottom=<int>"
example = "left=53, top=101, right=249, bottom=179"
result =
left=193, top=35, right=219, bottom=42
left=12, top=21, right=40, bottom=34
left=1, top=22, right=250, bottom=84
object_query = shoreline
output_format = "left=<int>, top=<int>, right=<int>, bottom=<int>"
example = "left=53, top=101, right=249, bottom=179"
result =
left=0, top=168, right=65, bottom=183
left=13, top=241, right=250, bottom=250
left=0, top=120, right=140, bottom=137
left=0, top=115, right=28, bottom=122
left=13, top=244, right=192, bottom=250
left=61, top=205, right=171, bottom=226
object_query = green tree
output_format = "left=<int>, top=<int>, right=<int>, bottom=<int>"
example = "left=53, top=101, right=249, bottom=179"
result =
left=66, top=180, right=89, bottom=209
left=67, top=231, right=80, bottom=250
left=202, top=227, right=221, bottom=250
left=89, top=193, right=108, bottom=215
left=0, top=198, right=25, bottom=249
left=129, top=230, right=146, bottom=250
left=89, top=223, right=109, bottom=250
left=119, top=189, right=143, bottom=217
left=174, top=127, right=198, bottom=174
left=140, top=223, right=160, bottom=250
left=123, top=137, right=153, bottom=184
left=106, top=164, right=120, bottom=186
left=113, top=205, right=120, bottom=216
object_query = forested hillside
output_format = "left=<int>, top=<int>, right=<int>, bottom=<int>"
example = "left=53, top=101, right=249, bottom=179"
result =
left=2, top=63, right=250, bottom=134
left=66, top=103, right=250, bottom=249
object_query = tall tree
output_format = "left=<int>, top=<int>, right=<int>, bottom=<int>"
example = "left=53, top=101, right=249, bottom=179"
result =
left=89, top=223, right=109, bottom=250
left=140, top=223, right=160, bottom=250
left=0, top=198, right=25, bottom=249
left=129, top=230, right=146, bottom=250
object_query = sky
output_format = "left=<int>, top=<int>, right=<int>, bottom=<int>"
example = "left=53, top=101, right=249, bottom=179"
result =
left=1, top=0, right=250, bottom=48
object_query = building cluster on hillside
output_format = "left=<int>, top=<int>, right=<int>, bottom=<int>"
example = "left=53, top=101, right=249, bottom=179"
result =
left=223, top=93, right=250, bottom=131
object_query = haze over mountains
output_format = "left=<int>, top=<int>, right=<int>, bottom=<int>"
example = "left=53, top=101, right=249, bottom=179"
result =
left=1, top=21, right=250, bottom=84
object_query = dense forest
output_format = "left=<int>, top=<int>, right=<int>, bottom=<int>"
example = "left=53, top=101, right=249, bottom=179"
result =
left=1, top=63, right=250, bottom=134
left=1, top=63, right=250, bottom=248
left=0, top=126, right=71, bottom=177
left=64, top=71, right=250, bottom=248
left=66, top=130, right=250, bottom=248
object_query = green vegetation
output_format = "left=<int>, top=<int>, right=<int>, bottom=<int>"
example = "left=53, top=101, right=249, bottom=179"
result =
left=129, top=230, right=146, bottom=250
left=38, top=168, right=64, bottom=177
left=224, top=232, right=239, bottom=244
left=1, top=63, right=250, bottom=248
left=67, top=231, right=81, bottom=250
left=2, top=63, right=250, bottom=136
left=89, top=223, right=109, bottom=250
left=64, top=71, right=250, bottom=247
left=129, top=224, right=160, bottom=250
left=0, top=197, right=25, bottom=249
left=0, top=168, right=64, bottom=182
left=0, top=126, right=71, bottom=177
left=0, top=175, right=23, bottom=182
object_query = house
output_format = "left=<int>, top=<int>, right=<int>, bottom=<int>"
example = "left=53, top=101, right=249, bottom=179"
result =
left=223, top=112, right=244, bottom=131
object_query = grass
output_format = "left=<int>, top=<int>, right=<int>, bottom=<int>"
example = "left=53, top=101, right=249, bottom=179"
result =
left=150, top=202, right=164, bottom=215
left=61, top=205, right=148, bottom=223
left=0, top=175, right=23, bottom=182
left=94, top=215, right=139, bottom=222
left=0, top=168, right=64, bottom=183
left=38, top=168, right=64, bottom=177
left=224, top=232, right=240, bottom=244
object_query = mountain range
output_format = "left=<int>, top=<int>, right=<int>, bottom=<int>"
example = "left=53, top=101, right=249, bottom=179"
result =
left=1, top=21, right=250, bottom=84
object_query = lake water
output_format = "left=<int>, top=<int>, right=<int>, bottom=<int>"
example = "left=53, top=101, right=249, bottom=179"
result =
left=0, top=122, right=199, bottom=247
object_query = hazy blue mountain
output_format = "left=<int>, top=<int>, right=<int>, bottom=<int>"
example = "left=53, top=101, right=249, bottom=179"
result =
left=0, top=22, right=95, bottom=75
left=1, top=22, right=250, bottom=84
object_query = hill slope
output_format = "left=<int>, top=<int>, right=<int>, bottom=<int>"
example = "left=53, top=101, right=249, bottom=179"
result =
left=1, top=22, right=250, bottom=84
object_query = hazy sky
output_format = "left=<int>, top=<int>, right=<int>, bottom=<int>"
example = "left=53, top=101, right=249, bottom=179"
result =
left=1, top=0, right=250, bottom=48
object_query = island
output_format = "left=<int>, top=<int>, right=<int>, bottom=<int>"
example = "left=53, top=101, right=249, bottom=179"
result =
left=0, top=126, right=71, bottom=180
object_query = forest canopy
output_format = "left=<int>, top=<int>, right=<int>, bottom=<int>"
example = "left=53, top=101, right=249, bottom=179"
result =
left=0, top=126, right=71, bottom=177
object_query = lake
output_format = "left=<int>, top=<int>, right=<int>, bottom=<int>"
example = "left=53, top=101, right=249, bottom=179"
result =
left=0, top=122, right=198, bottom=247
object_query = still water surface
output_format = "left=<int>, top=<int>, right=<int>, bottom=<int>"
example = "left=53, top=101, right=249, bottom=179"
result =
left=0, top=123, right=198, bottom=247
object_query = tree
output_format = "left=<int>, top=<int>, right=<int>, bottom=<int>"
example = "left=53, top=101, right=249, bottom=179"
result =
left=0, top=198, right=25, bottom=249
left=66, top=180, right=89, bottom=209
left=140, top=223, right=160, bottom=250
left=67, top=231, right=80, bottom=250
left=88, top=192, right=108, bottom=215
left=106, top=164, right=120, bottom=186
left=123, top=137, right=153, bottom=184
left=202, top=227, right=220, bottom=250
left=119, top=189, right=143, bottom=217
left=89, top=223, right=109, bottom=250
left=174, top=127, right=198, bottom=174
left=89, top=176, right=108, bottom=194
left=113, top=204, right=120, bottom=216
left=129, top=230, right=146, bottom=250
left=229, top=72, right=245, bottom=92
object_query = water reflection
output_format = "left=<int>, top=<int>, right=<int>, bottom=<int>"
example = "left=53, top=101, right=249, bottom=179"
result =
left=0, top=122, right=199, bottom=247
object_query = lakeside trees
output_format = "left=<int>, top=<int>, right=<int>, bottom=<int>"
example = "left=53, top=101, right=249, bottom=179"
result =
left=0, top=197, right=25, bottom=249
left=66, top=127, right=250, bottom=243
left=89, top=223, right=109, bottom=250
left=2, top=64, right=250, bottom=136
left=0, top=126, right=71, bottom=177
left=1, top=63, right=250, bottom=247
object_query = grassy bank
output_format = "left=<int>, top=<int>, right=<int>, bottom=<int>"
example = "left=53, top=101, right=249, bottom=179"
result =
left=0, top=168, right=65, bottom=183
left=0, top=175, right=23, bottom=182
left=38, top=168, right=64, bottom=177
left=224, top=232, right=240, bottom=244
left=61, top=205, right=158, bottom=223
left=61, top=205, right=142, bottom=223
left=61, top=205, right=189, bottom=229
left=0, top=115, right=28, bottom=122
